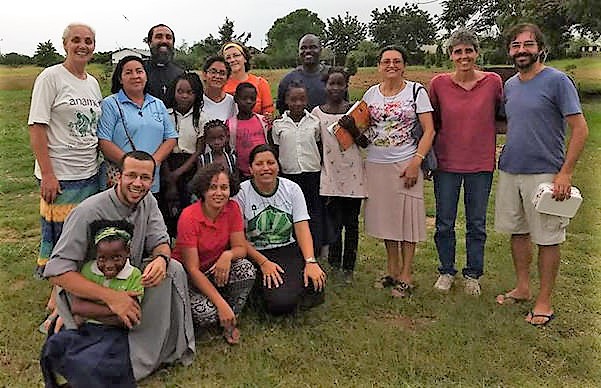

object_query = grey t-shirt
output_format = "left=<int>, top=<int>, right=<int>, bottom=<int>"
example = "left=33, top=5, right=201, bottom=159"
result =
left=44, top=188, right=170, bottom=277
left=499, top=67, right=582, bottom=174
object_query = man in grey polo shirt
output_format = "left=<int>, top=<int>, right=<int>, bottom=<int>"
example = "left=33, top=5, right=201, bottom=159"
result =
left=44, top=150, right=194, bottom=379
left=494, top=24, right=589, bottom=326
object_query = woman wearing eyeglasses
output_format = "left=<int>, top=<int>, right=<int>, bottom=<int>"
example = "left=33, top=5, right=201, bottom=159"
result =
left=222, top=42, right=274, bottom=117
left=341, top=46, right=435, bottom=298
left=202, top=56, right=236, bottom=121
left=98, top=55, right=178, bottom=195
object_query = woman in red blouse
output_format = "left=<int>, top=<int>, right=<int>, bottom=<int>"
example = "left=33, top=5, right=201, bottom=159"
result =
left=172, top=163, right=255, bottom=344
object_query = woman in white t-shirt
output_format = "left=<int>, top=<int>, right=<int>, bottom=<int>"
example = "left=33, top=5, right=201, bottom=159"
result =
left=234, top=144, right=326, bottom=315
left=202, top=56, right=236, bottom=121
left=342, top=46, right=435, bottom=298
left=28, top=23, right=102, bottom=278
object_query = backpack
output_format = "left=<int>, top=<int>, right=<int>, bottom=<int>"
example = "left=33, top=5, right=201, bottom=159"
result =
left=410, top=82, right=437, bottom=178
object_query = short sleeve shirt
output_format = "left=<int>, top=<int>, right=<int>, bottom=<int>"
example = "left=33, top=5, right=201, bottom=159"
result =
left=203, top=94, right=236, bottom=121
left=28, top=64, right=102, bottom=180
left=172, top=200, right=244, bottom=272
left=226, top=115, right=267, bottom=176
left=234, top=178, right=309, bottom=250
left=499, top=67, right=582, bottom=174
left=271, top=111, right=321, bottom=174
left=97, top=90, right=178, bottom=192
left=362, top=81, right=433, bottom=163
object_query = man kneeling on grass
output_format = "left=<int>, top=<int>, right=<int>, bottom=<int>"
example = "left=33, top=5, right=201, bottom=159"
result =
left=43, top=150, right=195, bottom=380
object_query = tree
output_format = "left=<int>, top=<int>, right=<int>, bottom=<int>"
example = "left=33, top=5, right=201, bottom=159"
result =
left=324, top=12, right=367, bottom=66
left=2, top=52, right=32, bottom=66
left=92, top=51, right=112, bottom=64
left=346, top=40, right=379, bottom=67
left=265, top=9, right=326, bottom=68
left=218, top=17, right=251, bottom=45
left=33, top=40, right=63, bottom=67
left=184, top=18, right=252, bottom=69
left=369, top=4, right=437, bottom=63
left=439, top=0, right=600, bottom=59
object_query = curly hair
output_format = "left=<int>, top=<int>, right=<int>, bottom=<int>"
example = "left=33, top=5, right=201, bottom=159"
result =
left=188, top=163, right=239, bottom=201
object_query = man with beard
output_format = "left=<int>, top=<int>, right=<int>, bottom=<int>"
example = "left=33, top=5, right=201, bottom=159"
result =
left=43, top=150, right=195, bottom=380
left=276, top=34, right=329, bottom=114
left=494, top=24, right=588, bottom=326
left=144, top=24, right=184, bottom=106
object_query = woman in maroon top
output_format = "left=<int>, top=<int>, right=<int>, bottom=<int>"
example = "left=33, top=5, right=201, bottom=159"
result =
left=172, top=163, right=255, bottom=344
left=428, top=29, right=503, bottom=296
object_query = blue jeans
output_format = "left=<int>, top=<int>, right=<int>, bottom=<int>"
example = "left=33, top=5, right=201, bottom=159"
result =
left=433, top=171, right=493, bottom=279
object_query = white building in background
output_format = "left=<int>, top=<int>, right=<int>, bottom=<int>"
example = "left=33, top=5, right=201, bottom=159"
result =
left=111, top=48, right=150, bottom=65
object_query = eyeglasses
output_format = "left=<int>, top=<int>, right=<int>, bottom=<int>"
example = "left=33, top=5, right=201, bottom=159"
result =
left=122, top=172, right=153, bottom=183
left=380, top=59, right=403, bottom=66
left=207, top=68, right=227, bottom=77
left=510, top=41, right=537, bottom=50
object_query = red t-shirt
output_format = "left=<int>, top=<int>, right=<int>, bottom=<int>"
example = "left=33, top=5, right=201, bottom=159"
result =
left=429, top=72, right=503, bottom=173
left=172, top=200, right=244, bottom=272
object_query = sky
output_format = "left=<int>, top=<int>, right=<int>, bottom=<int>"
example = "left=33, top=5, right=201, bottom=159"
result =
left=0, top=0, right=443, bottom=57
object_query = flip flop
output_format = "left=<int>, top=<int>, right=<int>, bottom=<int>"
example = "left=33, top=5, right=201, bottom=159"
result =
left=496, top=292, right=530, bottom=305
left=526, top=311, right=555, bottom=327
left=391, top=281, right=413, bottom=298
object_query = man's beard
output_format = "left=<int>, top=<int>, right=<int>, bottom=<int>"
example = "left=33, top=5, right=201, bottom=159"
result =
left=512, top=51, right=540, bottom=70
left=151, top=44, right=174, bottom=65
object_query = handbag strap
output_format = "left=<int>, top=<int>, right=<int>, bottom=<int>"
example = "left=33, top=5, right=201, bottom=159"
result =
left=113, top=96, right=137, bottom=151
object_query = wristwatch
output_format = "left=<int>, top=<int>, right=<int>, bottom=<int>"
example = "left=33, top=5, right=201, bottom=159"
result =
left=153, top=253, right=170, bottom=267
left=305, top=257, right=318, bottom=264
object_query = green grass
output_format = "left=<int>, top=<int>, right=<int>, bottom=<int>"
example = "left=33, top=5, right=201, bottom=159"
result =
left=1, top=61, right=600, bottom=387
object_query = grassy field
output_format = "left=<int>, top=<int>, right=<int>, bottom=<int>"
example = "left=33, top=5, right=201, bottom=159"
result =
left=0, top=58, right=600, bottom=387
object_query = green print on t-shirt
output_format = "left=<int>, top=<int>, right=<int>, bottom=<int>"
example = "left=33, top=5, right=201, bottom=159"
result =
left=69, top=108, right=98, bottom=137
left=247, top=205, right=293, bottom=248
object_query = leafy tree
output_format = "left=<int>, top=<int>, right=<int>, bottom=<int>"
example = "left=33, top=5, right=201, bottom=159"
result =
left=563, top=0, right=601, bottom=38
left=33, top=40, right=63, bottom=67
left=324, top=12, right=367, bottom=66
left=2, top=52, right=32, bottom=66
left=265, top=9, right=326, bottom=68
left=439, top=0, right=598, bottom=59
left=369, top=4, right=437, bottom=63
left=218, top=17, right=251, bottom=45
left=92, top=51, right=112, bottom=64
left=185, top=18, right=252, bottom=69
left=346, top=40, right=379, bottom=67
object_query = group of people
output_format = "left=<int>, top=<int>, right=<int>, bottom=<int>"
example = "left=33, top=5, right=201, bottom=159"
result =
left=29, top=20, right=588, bottom=386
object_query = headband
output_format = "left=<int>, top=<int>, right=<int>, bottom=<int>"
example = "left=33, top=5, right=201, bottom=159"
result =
left=222, top=42, right=245, bottom=57
left=94, top=227, right=132, bottom=246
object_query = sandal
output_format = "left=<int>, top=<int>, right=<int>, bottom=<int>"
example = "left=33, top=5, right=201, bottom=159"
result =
left=526, top=311, right=555, bottom=327
left=374, top=275, right=398, bottom=289
left=391, top=281, right=413, bottom=298
left=496, top=291, right=531, bottom=305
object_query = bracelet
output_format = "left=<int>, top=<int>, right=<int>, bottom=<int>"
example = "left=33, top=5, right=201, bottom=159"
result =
left=258, top=259, right=268, bottom=267
left=305, top=257, right=318, bottom=264
left=415, top=152, right=426, bottom=160
left=153, top=253, right=170, bottom=267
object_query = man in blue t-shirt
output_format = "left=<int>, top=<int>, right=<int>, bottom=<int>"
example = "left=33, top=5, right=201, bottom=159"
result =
left=494, top=24, right=589, bottom=326
left=276, top=34, right=329, bottom=114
